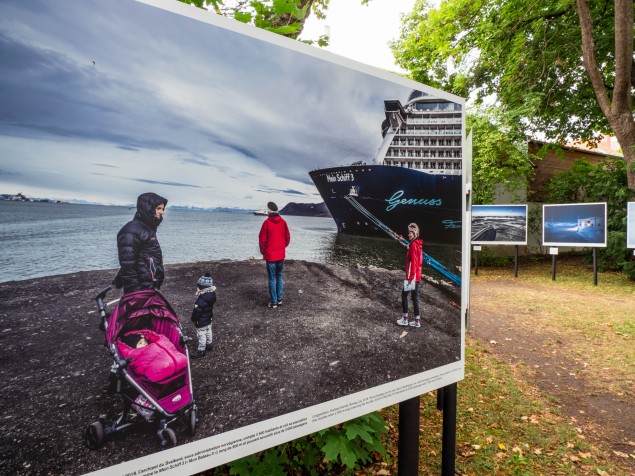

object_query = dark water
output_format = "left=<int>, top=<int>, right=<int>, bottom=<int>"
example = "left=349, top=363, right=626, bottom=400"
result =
left=0, top=201, right=457, bottom=283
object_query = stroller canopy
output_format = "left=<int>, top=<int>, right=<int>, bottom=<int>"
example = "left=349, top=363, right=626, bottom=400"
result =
left=106, top=290, right=180, bottom=346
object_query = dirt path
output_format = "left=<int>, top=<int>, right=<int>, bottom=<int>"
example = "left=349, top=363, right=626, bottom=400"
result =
left=469, top=280, right=635, bottom=473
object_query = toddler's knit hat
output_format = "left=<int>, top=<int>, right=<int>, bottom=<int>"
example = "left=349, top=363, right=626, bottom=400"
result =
left=267, top=201, right=278, bottom=213
left=197, top=272, right=213, bottom=289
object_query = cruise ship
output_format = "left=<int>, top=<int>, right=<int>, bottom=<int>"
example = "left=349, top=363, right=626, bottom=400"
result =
left=309, top=90, right=463, bottom=245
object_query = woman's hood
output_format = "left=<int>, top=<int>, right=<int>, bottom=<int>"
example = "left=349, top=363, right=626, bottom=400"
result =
left=134, top=192, right=167, bottom=230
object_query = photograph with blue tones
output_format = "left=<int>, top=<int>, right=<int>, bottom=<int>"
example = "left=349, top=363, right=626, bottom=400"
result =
left=471, top=204, right=528, bottom=245
left=542, top=203, right=607, bottom=247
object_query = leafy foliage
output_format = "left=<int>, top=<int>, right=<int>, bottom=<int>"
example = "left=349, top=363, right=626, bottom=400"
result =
left=391, top=0, right=635, bottom=190
left=177, top=0, right=330, bottom=44
left=545, top=157, right=635, bottom=274
left=545, top=157, right=632, bottom=231
left=467, top=108, right=534, bottom=204
left=392, top=0, right=621, bottom=145
left=209, top=413, right=389, bottom=475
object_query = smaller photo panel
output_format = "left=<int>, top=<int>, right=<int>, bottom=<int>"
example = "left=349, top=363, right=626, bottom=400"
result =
left=542, top=203, right=607, bottom=247
left=471, top=205, right=528, bottom=245
left=627, top=202, right=635, bottom=249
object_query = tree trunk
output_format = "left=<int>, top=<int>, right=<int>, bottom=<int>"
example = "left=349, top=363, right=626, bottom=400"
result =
left=577, top=0, right=635, bottom=192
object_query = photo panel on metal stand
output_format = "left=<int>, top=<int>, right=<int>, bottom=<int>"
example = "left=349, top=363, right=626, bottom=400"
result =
left=627, top=202, right=635, bottom=250
left=0, top=0, right=469, bottom=474
left=471, top=205, right=528, bottom=246
left=542, top=203, right=607, bottom=248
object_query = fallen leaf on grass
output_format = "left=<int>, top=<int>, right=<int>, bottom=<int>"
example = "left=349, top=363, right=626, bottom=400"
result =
left=461, top=451, right=476, bottom=457
left=533, top=448, right=542, bottom=455
left=568, top=454, right=580, bottom=462
left=495, top=452, right=506, bottom=459
left=612, top=450, right=630, bottom=458
left=375, top=470, right=390, bottom=475
left=578, top=452, right=592, bottom=459
left=567, top=442, right=575, bottom=448
left=489, top=340, right=497, bottom=345
left=596, top=470, right=609, bottom=476
left=399, top=331, right=408, bottom=339
left=498, top=443, right=506, bottom=451
left=486, top=436, right=494, bottom=444
left=472, top=445, right=481, bottom=450
left=512, top=446, right=522, bottom=454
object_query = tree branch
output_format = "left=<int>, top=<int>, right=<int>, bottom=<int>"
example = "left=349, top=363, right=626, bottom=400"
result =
left=576, top=0, right=612, bottom=116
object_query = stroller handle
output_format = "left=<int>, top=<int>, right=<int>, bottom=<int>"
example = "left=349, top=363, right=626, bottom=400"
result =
left=95, top=285, right=113, bottom=332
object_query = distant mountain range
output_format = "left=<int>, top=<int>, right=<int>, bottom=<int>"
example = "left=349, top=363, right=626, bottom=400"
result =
left=1, top=193, right=331, bottom=218
left=279, top=202, right=331, bottom=218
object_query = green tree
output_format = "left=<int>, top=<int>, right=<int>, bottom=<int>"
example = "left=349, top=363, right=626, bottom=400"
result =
left=391, top=0, right=635, bottom=191
left=468, top=108, right=534, bottom=204
left=179, top=0, right=369, bottom=43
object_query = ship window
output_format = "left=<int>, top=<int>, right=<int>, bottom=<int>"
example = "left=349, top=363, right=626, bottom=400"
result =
left=430, top=151, right=437, bottom=158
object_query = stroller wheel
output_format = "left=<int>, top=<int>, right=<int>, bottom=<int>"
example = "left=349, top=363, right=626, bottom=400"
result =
left=188, top=407, right=198, bottom=436
left=85, top=421, right=105, bottom=450
left=161, top=428, right=177, bottom=448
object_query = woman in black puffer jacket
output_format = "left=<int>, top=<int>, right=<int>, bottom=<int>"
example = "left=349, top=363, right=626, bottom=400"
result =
left=114, top=192, right=168, bottom=294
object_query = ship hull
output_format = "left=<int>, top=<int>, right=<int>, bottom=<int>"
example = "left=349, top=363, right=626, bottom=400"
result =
left=309, top=165, right=462, bottom=246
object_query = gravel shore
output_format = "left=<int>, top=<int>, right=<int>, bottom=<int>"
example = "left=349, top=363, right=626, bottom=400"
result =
left=0, top=259, right=461, bottom=475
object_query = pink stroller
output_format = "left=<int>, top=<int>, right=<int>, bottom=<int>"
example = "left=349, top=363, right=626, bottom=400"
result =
left=85, top=287, right=197, bottom=449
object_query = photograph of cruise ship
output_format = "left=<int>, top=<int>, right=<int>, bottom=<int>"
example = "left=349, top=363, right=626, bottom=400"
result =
left=309, top=90, right=463, bottom=246
left=543, top=203, right=607, bottom=247
left=471, top=205, right=528, bottom=245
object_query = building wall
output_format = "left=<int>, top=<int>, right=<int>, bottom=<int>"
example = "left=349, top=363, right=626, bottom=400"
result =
left=528, top=141, right=613, bottom=202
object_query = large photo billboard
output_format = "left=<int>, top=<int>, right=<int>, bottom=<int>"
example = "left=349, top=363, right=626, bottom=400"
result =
left=542, top=203, right=607, bottom=248
left=471, top=204, right=528, bottom=245
left=0, top=1, right=467, bottom=475
left=628, top=202, right=635, bottom=249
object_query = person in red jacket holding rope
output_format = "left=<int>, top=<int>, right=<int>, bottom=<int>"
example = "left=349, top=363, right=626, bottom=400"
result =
left=259, top=202, right=291, bottom=308
left=397, top=223, right=423, bottom=328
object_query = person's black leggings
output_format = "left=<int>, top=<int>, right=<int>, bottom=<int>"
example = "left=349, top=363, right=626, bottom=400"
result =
left=401, top=281, right=420, bottom=316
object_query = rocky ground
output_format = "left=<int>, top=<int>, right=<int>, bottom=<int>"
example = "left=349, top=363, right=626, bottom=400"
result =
left=0, top=259, right=461, bottom=476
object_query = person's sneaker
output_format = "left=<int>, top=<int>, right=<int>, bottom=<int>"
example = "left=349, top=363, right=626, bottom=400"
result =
left=267, top=302, right=277, bottom=308
left=409, top=319, right=421, bottom=328
left=396, top=316, right=409, bottom=326
left=191, top=350, right=205, bottom=359
left=205, top=343, right=213, bottom=351
left=277, top=301, right=283, bottom=306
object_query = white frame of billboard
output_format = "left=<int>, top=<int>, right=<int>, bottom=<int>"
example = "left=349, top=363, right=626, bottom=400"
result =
left=40, top=0, right=473, bottom=474
left=542, top=202, right=608, bottom=248
left=627, top=202, right=635, bottom=249
left=471, top=204, right=528, bottom=246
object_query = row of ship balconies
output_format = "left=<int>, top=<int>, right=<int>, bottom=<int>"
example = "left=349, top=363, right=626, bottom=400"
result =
left=390, top=138, right=462, bottom=147
left=386, top=149, right=463, bottom=158
left=385, top=159, right=463, bottom=170
left=392, top=128, right=462, bottom=136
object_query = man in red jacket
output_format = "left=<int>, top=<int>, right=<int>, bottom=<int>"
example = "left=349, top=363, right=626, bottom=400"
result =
left=259, top=201, right=291, bottom=308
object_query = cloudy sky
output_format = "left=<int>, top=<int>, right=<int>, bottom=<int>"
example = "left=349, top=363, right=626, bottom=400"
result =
left=0, top=0, right=440, bottom=209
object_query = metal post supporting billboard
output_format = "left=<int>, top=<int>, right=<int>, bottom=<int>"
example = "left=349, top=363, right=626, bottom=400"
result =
left=398, top=396, right=420, bottom=475
left=514, top=245, right=519, bottom=278
left=441, top=383, right=457, bottom=476
left=593, top=248, right=598, bottom=286
left=473, top=245, right=480, bottom=276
